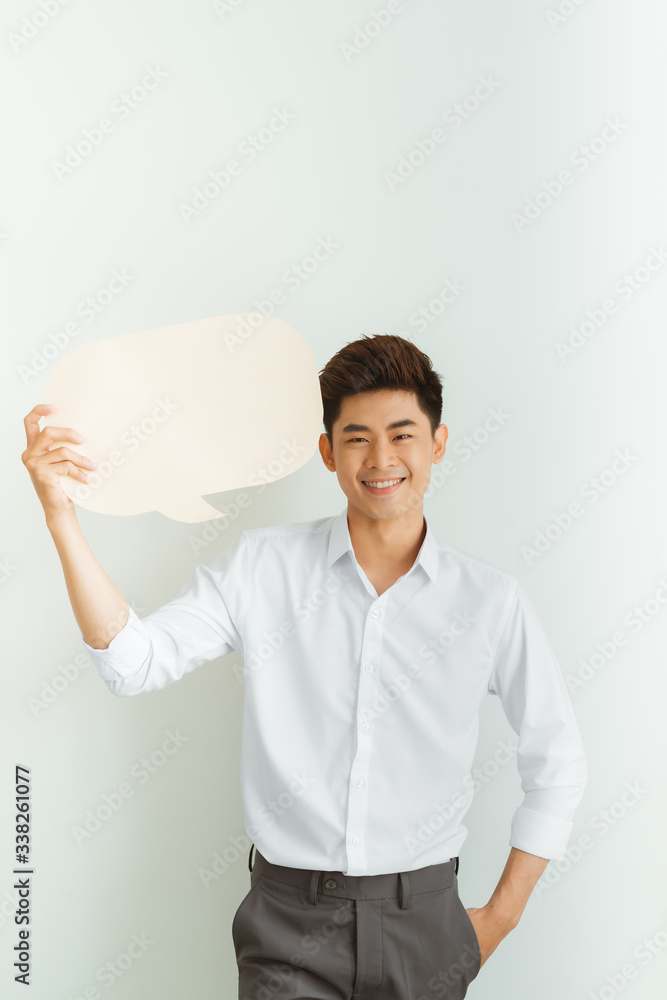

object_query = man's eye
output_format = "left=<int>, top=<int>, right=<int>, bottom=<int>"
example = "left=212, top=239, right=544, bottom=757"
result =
left=346, top=435, right=412, bottom=442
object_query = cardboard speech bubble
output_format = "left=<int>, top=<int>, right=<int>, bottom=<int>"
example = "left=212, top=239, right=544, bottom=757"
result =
left=41, top=314, right=323, bottom=522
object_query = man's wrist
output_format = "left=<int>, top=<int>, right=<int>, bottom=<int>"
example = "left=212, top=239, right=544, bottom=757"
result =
left=46, top=507, right=79, bottom=534
left=483, top=896, right=523, bottom=933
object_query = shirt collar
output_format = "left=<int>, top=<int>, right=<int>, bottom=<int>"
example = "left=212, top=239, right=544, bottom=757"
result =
left=326, top=506, right=438, bottom=585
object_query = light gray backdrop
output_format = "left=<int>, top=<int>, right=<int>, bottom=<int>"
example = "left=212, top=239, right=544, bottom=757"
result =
left=3, top=1, right=666, bottom=998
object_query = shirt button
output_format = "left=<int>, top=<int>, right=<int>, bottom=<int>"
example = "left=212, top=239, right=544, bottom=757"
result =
left=355, top=778, right=365, bottom=788
left=371, top=609, right=382, bottom=619
left=352, top=836, right=361, bottom=846
left=364, top=663, right=374, bottom=673
left=361, top=722, right=371, bottom=732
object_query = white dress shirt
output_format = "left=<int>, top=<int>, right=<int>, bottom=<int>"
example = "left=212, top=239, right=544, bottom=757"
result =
left=82, top=506, right=587, bottom=875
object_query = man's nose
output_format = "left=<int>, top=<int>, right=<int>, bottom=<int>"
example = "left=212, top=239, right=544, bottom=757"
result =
left=365, top=439, right=396, bottom=468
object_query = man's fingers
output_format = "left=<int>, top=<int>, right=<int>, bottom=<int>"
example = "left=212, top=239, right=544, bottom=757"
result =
left=23, top=411, right=85, bottom=460
left=41, top=427, right=86, bottom=449
left=35, top=445, right=97, bottom=470
left=23, top=403, right=55, bottom=449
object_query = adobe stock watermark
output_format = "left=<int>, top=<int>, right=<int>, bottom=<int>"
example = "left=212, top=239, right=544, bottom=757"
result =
left=234, top=564, right=353, bottom=685
left=555, top=245, right=667, bottom=360
left=212, top=0, right=248, bottom=19
left=179, top=107, right=295, bottom=223
left=198, top=833, right=250, bottom=889
left=198, top=772, right=316, bottom=888
left=246, top=771, right=317, bottom=842
left=535, top=780, right=648, bottom=896
left=235, top=903, right=355, bottom=990
left=72, top=396, right=178, bottom=502
left=51, top=68, right=168, bottom=180
left=297, top=901, right=355, bottom=961
left=566, top=577, right=667, bottom=693
left=339, top=0, right=413, bottom=63
left=188, top=486, right=266, bottom=555
left=63, top=932, right=154, bottom=999
left=28, top=597, right=146, bottom=716
left=520, top=448, right=638, bottom=566
left=545, top=0, right=591, bottom=30
left=70, top=730, right=189, bottom=846
left=405, top=737, right=518, bottom=857
left=1, top=557, right=17, bottom=584
left=79, top=598, right=142, bottom=660
left=422, top=942, right=480, bottom=998
left=17, top=269, right=134, bottom=385
left=394, top=406, right=510, bottom=517
left=395, top=276, right=468, bottom=335
left=246, top=439, right=307, bottom=487
left=586, top=917, right=667, bottom=1000
left=224, top=235, right=340, bottom=354
left=291, top=569, right=352, bottom=625
left=27, top=651, right=91, bottom=717
left=8, top=0, right=74, bottom=54
left=512, top=117, right=628, bottom=233
left=189, top=436, right=311, bottom=614
left=424, top=406, right=511, bottom=501
left=384, top=74, right=502, bottom=191
left=238, top=902, right=354, bottom=991
left=354, top=607, right=478, bottom=731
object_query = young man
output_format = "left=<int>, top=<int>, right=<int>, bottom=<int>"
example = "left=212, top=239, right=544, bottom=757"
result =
left=23, top=334, right=587, bottom=999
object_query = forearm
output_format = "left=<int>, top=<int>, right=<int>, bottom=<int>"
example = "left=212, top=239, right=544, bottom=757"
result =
left=46, top=510, right=129, bottom=649
left=466, top=847, right=549, bottom=967
left=485, top=846, right=549, bottom=928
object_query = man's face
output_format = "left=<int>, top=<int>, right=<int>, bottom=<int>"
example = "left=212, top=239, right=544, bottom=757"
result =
left=318, top=389, right=448, bottom=522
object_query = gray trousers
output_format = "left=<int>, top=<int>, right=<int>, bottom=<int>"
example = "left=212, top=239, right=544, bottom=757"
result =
left=232, top=845, right=482, bottom=999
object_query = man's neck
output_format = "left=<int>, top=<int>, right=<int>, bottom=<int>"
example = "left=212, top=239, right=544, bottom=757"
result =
left=346, top=503, right=426, bottom=570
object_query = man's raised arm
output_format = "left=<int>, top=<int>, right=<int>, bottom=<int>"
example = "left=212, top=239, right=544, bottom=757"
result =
left=22, top=402, right=130, bottom=650
left=22, top=403, right=247, bottom=697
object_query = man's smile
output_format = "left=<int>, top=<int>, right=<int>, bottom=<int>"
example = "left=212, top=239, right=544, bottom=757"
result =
left=361, top=476, right=407, bottom=494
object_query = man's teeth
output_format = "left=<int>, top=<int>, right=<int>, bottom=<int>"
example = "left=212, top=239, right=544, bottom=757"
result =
left=363, top=478, right=404, bottom=489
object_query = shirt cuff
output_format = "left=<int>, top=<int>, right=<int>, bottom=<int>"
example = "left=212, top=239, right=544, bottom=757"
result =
left=509, top=804, right=574, bottom=860
left=81, top=605, right=151, bottom=678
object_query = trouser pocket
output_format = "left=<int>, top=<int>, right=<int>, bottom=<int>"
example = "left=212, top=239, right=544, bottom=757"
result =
left=452, top=877, right=482, bottom=982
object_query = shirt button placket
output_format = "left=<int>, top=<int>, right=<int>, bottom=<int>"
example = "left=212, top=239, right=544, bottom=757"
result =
left=345, top=598, right=386, bottom=874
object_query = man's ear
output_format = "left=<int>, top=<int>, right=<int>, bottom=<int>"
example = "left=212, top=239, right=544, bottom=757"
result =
left=319, top=432, right=336, bottom=471
left=432, top=424, right=448, bottom=464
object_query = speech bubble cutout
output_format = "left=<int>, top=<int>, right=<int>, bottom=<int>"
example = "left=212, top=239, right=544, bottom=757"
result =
left=41, top=314, right=323, bottom=522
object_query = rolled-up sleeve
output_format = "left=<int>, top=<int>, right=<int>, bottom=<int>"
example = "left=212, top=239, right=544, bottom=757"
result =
left=488, top=579, right=588, bottom=860
left=81, top=532, right=248, bottom=696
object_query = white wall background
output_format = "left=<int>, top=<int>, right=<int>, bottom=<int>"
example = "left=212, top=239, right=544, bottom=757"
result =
left=3, top=1, right=667, bottom=997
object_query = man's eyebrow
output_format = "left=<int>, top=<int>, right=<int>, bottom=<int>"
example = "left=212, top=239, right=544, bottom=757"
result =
left=340, top=419, right=419, bottom=433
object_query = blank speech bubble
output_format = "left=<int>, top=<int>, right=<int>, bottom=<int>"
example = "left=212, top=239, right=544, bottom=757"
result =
left=41, top=314, right=323, bottom=522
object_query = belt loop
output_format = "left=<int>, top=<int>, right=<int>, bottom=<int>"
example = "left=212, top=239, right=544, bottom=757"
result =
left=248, top=843, right=255, bottom=873
left=309, top=869, right=320, bottom=905
left=454, top=856, right=459, bottom=876
left=399, top=871, right=410, bottom=909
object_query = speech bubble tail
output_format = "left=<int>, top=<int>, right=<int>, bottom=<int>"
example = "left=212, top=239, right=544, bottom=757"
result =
left=157, top=496, right=227, bottom=523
